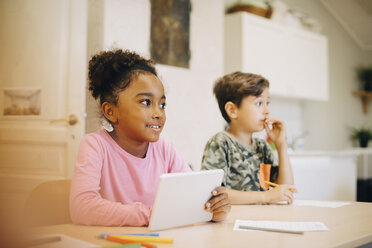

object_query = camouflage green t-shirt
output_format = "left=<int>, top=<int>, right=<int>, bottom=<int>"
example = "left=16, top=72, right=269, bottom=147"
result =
left=201, top=131, right=278, bottom=191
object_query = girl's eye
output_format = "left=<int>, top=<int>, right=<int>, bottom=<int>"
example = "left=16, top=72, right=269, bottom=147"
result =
left=267, top=101, right=270, bottom=106
left=256, top=101, right=262, bottom=107
left=140, top=99, right=151, bottom=106
left=160, top=102, right=166, bottom=109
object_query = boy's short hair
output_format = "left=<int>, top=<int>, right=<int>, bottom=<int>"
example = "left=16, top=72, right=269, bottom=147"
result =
left=213, top=71, right=270, bottom=123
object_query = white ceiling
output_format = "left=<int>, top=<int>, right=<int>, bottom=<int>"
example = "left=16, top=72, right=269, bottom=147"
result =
left=321, top=0, right=372, bottom=50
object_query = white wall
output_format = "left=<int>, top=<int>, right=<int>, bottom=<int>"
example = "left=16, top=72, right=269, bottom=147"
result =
left=86, top=0, right=225, bottom=169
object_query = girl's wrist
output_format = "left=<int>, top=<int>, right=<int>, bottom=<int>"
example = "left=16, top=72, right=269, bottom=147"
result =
left=275, top=141, right=288, bottom=150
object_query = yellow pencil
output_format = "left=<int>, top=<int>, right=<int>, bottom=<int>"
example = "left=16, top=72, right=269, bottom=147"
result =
left=264, top=181, right=297, bottom=193
left=110, top=235, right=173, bottom=244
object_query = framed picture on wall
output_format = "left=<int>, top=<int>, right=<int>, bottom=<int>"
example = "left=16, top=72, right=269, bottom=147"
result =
left=2, top=88, right=41, bottom=116
left=150, top=0, right=191, bottom=69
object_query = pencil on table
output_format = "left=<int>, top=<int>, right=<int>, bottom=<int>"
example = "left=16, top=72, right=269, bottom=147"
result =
left=264, top=181, right=297, bottom=193
left=100, top=243, right=141, bottom=248
left=98, top=233, right=159, bottom=239
left=238, top=225, right=304, bottom=235
left=110, top=235, right=173, bottom=244
left=103, top=235, right=157, bottom=248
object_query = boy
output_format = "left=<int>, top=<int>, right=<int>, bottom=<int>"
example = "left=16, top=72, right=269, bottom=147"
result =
left=201, top=72, right=296, bottom=204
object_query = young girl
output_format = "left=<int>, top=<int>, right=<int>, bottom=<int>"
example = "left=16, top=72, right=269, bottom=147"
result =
left=70, top=49, right=230, bottom=226
left=201, top=72, right=296, bottom=205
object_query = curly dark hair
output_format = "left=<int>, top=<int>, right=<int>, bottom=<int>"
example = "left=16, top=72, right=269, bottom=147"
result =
left=88, top=49, right=157, bottom=105
left=213, top=71, right=270, bottom=123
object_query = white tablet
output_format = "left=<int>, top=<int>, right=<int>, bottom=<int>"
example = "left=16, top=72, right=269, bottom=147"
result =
left=149, top=169, right=224, bottom=231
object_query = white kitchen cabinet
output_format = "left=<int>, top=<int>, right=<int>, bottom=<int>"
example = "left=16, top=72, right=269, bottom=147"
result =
left=290, top=153, right=357, bottom=201
left=225, top=13, right=329, bottom=101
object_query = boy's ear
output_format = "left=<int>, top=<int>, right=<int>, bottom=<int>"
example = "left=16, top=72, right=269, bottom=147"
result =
left=101, top=102, right=117, bottom=124
left=225, top=101, right=238, bottom=120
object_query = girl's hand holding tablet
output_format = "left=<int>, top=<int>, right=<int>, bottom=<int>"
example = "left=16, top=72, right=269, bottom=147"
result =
left=205, top=186, right=231, bottom=222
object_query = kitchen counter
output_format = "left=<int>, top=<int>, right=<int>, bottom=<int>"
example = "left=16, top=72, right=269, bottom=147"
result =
left=288, top=148, right=372, bottom=202
left=289, top=152, right=357, bottom=201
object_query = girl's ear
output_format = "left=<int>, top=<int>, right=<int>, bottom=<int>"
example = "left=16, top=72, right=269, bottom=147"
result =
left=101, top=102, right=117, bottom=124
left=225, top=101, right=238, bottom=120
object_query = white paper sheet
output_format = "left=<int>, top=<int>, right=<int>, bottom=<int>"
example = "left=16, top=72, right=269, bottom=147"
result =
left=292, top=199, right=351, bottom=208
left=234, top=219, right=328, bottom=233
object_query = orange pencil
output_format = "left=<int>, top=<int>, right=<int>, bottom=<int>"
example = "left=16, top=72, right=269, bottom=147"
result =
left=104, top=235, right=157, bottom=248
left=264, top=181, right=297, bottom=193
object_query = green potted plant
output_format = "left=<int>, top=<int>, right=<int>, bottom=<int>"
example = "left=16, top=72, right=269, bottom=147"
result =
left=350, top=126, right=372, bottom=148
left=357, top=66, right=372, bottom=92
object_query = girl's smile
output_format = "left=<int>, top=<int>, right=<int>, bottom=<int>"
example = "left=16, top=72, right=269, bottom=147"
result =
left=146, top=124, right=162, bottom=132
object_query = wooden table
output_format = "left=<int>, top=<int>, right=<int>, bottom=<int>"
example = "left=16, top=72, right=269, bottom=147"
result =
left=30, top=201, right=372, bottom=248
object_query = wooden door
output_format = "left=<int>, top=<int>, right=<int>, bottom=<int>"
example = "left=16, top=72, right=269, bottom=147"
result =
left=0, top=0, right=87, bottom=224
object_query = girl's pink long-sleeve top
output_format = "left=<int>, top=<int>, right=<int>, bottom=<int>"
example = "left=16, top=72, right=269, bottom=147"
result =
left=70, top=129, right=191, bottom=226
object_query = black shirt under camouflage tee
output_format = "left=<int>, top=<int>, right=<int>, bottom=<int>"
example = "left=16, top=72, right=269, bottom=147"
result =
left=201, top=131, right=278, bottom=191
